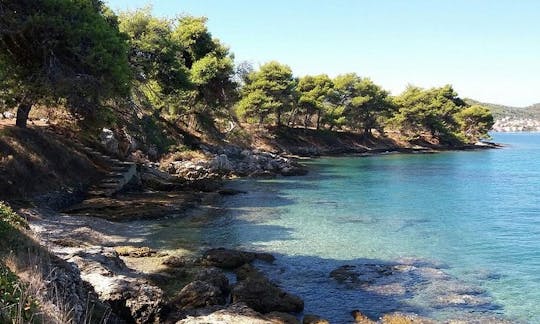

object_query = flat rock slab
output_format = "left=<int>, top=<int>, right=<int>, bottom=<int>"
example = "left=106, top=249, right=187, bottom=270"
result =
left=62, top=191, right=206, bottom=221
left=176, top=303, right=282, bottom=324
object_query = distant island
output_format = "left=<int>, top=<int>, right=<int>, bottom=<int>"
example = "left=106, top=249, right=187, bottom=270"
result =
left=466, top=99, right=540, bottom=132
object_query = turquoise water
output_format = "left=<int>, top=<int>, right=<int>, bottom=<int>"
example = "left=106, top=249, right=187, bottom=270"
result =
left=148, top=133, right=540, bottom=322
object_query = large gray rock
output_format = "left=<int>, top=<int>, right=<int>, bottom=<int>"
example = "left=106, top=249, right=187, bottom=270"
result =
left=210, top=154, right=233, bottom=172
left=3, top=111, right=15, bottom=119
left=100, top=128, right=120, bottom=155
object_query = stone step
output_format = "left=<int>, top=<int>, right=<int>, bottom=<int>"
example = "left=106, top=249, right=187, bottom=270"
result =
left=108, top=173, right=126, bottom=179
left=88, top=190, right=108, bottom=197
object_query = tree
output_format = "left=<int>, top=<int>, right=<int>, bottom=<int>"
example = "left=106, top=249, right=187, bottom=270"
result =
left=236, top=89, right=279, bottom=125
left=173, top=16, right=236, bottom=115
left=296, top=74, right=333, bottom=129
left=455, top=105, right=494, bottom=142
left=331, top=74, right=393, bottom=135
left=237, top=61, right=296, bottom=126
left=0, top=0, right=131, bottom=127
left=119, top=8, right=190, bottom=115
left=391, top=85, right=467, bottom=144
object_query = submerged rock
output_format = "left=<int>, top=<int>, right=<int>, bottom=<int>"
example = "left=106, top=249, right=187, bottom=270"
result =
left=331, top=260, right=500, bottom=321
left=232, top=264, right=304, bottom=314
left=380, top=312, right=435, bottom=324
left=163, top=255, right=199, bottom=268
left=218, top=188, right=248, bottom=196
left=201, top=248, right=275, bottom=269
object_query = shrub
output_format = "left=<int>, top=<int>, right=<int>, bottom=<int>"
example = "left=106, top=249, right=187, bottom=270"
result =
left=0, top=202, right=28, bottom=234
left=0, top=262, right=39, bottom=323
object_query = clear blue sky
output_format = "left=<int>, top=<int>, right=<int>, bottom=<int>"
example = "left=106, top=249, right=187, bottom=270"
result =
left=105, top=0, right=540, bottom=107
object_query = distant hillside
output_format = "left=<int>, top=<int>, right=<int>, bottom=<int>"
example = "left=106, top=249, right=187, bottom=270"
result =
left=464, top=99, right=540, bottom=120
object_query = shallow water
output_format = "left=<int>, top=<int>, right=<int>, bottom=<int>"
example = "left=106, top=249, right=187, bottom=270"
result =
left=143, top=133, right=540, bottom=323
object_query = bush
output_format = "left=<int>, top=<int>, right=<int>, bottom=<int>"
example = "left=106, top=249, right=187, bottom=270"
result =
left=0, top=202, right=28, bottom=234
left=0, top=262, right=38, bottom=323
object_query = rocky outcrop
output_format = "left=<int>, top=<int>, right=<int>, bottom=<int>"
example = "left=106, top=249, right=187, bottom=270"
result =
left=164, top=147, right=308, bottom=180
left=100, top=128, right=120, bottom=156
left=175, top=280, right=227, bottom=309
left=67, top=247, right=164, bottom=323
left=193, top=267, right=230, bottom=295
left=303, top=314, right=330, bottom=324
left=350, top=310, right=377, bottom=324
left=176, top=302, right=277, bottom=324
left=115, top=246, right=158, bottom=258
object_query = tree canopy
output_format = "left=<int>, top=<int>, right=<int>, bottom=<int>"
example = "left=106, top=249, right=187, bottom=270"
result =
left=0, top=2, right=494, bottom=144
left=237, top=61, right=296, bottom=126
left=0, top=0, right=131, bottom=127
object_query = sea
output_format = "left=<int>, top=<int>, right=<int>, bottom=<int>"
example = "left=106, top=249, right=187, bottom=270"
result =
left=145, top=132, right=540, bottom=323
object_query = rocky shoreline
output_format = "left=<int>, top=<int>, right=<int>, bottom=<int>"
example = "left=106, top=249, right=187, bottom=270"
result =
left=13, top=134, right=506, bottom=323
left=23, top=193, right=514, bottom=324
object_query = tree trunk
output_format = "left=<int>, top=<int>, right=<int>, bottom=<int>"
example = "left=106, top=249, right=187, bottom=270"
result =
left=316, top=110, right=321, bottom=130
left=15, top=101, right=32, bottom=128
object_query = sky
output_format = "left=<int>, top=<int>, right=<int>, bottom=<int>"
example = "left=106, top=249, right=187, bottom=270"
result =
left=105, top=0, right=540, bottom=107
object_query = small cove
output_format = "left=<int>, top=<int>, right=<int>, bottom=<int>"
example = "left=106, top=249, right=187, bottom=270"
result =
left=140, top=133, right=540, bottom=323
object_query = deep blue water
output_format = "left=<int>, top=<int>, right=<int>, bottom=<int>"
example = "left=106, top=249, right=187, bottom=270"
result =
left=147, top=133, right=540, bottom=323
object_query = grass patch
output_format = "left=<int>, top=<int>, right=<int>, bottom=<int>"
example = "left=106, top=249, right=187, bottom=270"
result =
left=0, top=202, right=39, bottom=323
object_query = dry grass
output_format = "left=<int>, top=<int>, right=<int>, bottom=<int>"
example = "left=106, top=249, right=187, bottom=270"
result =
left=161, top=148, right=209, bottom=166
left=0, top=203, right=113, bottom=324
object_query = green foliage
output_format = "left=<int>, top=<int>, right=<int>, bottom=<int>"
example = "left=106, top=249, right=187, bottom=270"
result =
left=330, top=74, right=393, bottom=134
left=0, top=202, right=28, bottom=234
left=465, top=98, right=540, bottom=120
left=140, top=115, right=175, bottom=153
left=0, top=0, right=131, bottom=126
left=296, top=74, right=333, bottom=128
left=174, top=15, right=236, bottom=114
left=0, top=2, right=493, bottom=146
left=119, top=8, right=178, bottom=85
left=118, top=11, right=235, bottom=120
left=0, top=262, right=36, bottom=323
left=456, top=105, right=494, bottom=142
left=119, top=8, right=190, bottom=113
left=225, top=127, right=252, bottom=147
left=0, top=204, right=36, bottom=323
left=237, top=61, right=296, bottom=125
left=391, top=85, right=466, bottom=143
left=236, top=89, right=279, bottom=124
